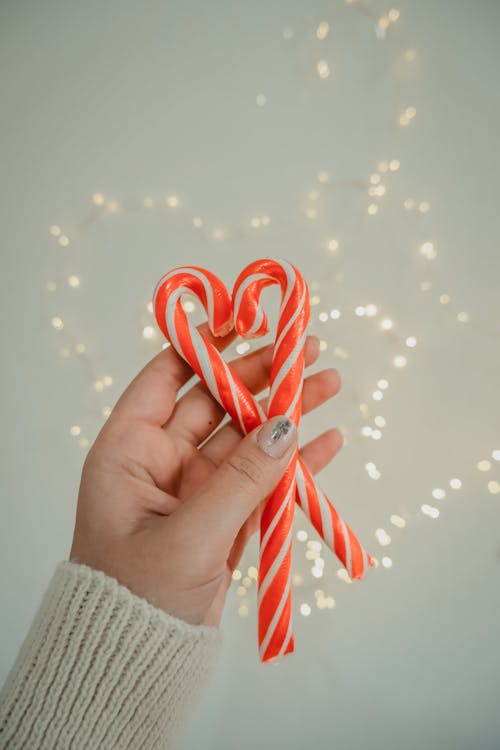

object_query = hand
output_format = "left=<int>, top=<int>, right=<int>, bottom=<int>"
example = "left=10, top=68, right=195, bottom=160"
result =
left=70, top=326, right=343, bottom=627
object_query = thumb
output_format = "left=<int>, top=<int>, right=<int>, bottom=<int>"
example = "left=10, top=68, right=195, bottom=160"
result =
left=184, top=415, right=298, bottom=548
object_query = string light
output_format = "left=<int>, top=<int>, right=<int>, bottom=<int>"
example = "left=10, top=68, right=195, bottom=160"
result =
left=390, top=515, right=406, bottom=528
left=421, top=504, right=440, bottom=519
left=336, top=569, right=352, bottom=583
left=432, top=488, right=446, bottom=500
left=398, top=106, right=417, bottom=127
left=43, top=16, right=492, bottom=631
left=316, top=60, right=331, bottom=79
left=165, top=194, right=180, bottom=208
left=316, top=21, right=330, bottom=40
left=420, top=241, right=437, bottom=260
left=236, top=342, right=251, bottom=355
left=375, top=528, right=391, bottom=546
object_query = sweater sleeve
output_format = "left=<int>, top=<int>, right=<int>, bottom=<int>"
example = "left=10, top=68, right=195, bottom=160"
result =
left=0, top=561, right=222, bottom=749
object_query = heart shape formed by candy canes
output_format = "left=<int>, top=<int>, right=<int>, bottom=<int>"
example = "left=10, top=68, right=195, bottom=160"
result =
left=154, top=258, right=373, bottom=662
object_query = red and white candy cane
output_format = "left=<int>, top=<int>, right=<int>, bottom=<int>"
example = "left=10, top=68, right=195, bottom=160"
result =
left=153, top=260, right=373, bottom=661
left=233, top=259, right=306, bottom=659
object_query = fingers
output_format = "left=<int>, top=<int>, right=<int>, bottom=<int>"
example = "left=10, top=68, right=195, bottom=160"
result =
left=170, top=416, right=298, bottom=553
left=201, top=420, right=343, bottom=476
left=200, top=367, right=341, bottom=465
left=110, top=322, right=237, bottom=426
left=165, top=335, right=320, bottom=445
left=299, top=428, right=343, bottom=474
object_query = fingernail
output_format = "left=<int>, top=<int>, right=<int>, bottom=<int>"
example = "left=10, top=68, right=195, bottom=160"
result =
left=257, top=416, right=297, bottom=458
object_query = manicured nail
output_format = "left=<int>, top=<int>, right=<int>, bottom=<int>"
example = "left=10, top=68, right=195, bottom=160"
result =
left=257, top=416, right=297, bottom=458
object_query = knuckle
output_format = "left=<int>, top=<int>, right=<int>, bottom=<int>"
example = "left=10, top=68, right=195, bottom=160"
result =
left=225, top=454, right=265, bottom=487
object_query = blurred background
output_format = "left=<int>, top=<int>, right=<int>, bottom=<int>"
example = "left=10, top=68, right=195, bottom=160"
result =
left=1, top=1, right=500, bottom=748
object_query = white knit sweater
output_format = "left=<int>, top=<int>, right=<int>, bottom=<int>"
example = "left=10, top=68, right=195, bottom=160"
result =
left=0, top=561, right=222, bottom=749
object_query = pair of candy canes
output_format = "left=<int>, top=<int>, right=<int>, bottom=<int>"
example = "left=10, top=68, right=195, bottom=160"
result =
left=154, top=258, right=373, bottom=662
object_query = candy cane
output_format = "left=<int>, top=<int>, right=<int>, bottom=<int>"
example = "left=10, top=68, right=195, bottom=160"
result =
left=153, top=261, right=373, bottom=660
left=232, top=259, right=307, bottom=660
left=234, top=260, right=373, bottom=587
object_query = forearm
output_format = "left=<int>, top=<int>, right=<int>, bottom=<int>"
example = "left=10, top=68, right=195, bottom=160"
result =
left=0, top=561, right=221, bottom=749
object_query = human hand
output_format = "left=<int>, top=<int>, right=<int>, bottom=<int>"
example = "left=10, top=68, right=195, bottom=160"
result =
left=70, top=326, right=343, bottom=627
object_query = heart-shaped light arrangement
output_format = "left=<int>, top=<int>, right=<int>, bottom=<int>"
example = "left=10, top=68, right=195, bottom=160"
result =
left=154, top=257, right=373, bottom=662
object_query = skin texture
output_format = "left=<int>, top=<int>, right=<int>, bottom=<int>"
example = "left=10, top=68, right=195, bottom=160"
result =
left=70, top=324, right=343, bottom=627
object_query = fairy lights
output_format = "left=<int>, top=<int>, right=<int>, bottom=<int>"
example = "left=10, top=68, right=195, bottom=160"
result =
left=42, top=9, right=496, bottom=631
left=432, top=488, right=446, bottom=500
left=398, top=106, right=417, bottom=127
left=316, top=60, right=331, bottom=79
left=316, top=21, right=330, bottom=40
left=420, top=241, right=437, bottom=260
left=165, top=194, right=180, bottom=208
left=421, top=504, right=440, bottom=519
left=390, top=515, right=406, bottom=529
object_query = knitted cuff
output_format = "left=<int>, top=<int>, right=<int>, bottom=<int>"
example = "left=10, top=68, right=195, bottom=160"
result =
left=0, top=561, right=222, bottom=749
